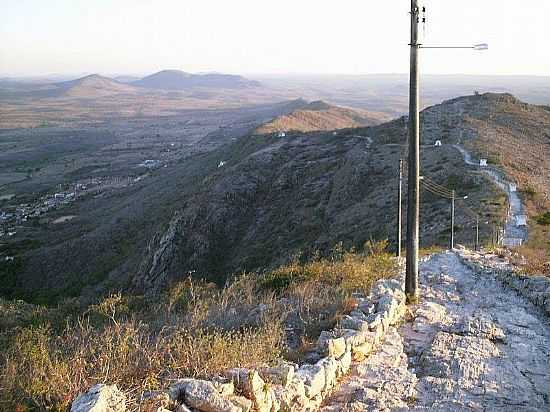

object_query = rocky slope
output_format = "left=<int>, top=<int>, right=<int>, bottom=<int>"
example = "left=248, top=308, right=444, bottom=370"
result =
left=254, top=100, right=390, bottom=134
left=132, top=126, right=496, bottom=292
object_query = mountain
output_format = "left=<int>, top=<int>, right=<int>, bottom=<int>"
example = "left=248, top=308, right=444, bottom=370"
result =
left=3, top=93, right=548, bottom=302
left=113, top=75, right=142, bottom=83
left=54, top=74, right=139, bottom=97
left=132, top=70, right=261, bottom=90
left=255, top=100, right=392, bottom=134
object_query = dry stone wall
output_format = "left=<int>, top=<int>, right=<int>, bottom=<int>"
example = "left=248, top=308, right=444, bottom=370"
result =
left=70, top=274, right=407, bottom=412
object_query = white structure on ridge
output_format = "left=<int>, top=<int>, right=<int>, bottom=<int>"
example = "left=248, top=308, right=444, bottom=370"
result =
left=516, top=214, right=528, bottom=227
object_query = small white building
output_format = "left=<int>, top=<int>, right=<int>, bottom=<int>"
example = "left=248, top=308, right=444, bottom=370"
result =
left=277, top=131, right=286, bottom=138
left=480, top=159, right=488, bottom=167
left=218, top=161, right=226, bottom=168
left=509, top=183, right=517, bottom=192
left=516, top=214, right=528, bottom=226
left=434, top=140, right=442, bottom=147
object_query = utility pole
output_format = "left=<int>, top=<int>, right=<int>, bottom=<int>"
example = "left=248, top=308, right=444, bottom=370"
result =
left=405, top=0, right=421, bottom=303
left=475, top=217, right=479, bottom=251
left=396, top=158, right=403, bottom=258
left=450, top=190, right=455, bottom=249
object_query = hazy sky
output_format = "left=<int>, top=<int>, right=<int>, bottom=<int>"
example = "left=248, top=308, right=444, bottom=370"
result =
left=1, top=0, right=549, bottom=77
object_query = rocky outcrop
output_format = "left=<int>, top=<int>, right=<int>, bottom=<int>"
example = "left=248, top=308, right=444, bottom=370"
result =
left=457, top=248, right=550, bottom=316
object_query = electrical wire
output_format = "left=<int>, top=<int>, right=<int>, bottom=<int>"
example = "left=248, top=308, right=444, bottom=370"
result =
left=420, top=181, right=454, bottom=199
left=421, top=181, right=454, bottom=199
left=422, top=176, right=455, bottom=196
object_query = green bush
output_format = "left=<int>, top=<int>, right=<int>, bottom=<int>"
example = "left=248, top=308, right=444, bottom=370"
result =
left=535, top=211, right=550, bottom=226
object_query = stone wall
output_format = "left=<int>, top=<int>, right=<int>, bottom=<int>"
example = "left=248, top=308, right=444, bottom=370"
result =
left=457, top=249, right=550, bottom=317
left=70, top=275, right=407, bottom=412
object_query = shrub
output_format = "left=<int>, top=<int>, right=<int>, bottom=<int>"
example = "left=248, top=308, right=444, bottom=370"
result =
left=535, top=211, right=550, bottom=226
left=0, top=242, right=397, bottom=410
left=521, top=186, right=537, bottom=199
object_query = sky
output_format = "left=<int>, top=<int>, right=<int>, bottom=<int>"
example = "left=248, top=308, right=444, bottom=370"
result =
left=1, top=0, right=549, bottom=77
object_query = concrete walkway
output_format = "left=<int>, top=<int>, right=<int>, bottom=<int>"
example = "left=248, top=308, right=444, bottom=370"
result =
left=453, top=144, right=528, bottom=245
left=321, top=252, right=550, bottom=411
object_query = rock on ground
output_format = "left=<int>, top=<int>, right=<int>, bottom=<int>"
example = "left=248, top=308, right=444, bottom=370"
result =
left=71, top=384, right=126, bottom=412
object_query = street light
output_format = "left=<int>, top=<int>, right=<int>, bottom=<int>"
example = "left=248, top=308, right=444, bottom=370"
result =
left=419, top=43, right=489, bottom=50
left=405, top=0, right=488, bottom=304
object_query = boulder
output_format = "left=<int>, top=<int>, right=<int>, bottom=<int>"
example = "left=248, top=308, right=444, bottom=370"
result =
left=295, top=364, right=325, bottom=399
left=339, top=315, right=369, bottom=332
left=316, top=357, right=338, bottom=393
left=340, top=329, right=367, bottom=349
left=327, top=337, right=347, bottom=358
left=225, top=368, right=280, bottom=412
left=258, top=363, right=295, bottom=387
left=169, top=379, right=241, bottom=412
left=336, top=350, right=352, bottom=375
left=71, top=384, right=126, bottom=412
left=272, top=377, right=308, bottom=412
left=353, top=338, right=374, bottom=361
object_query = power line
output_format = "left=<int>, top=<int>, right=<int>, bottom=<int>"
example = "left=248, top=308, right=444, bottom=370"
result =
left=421, top=180, right=454, bottom=199
left=422, top=176, right=454, bottom=196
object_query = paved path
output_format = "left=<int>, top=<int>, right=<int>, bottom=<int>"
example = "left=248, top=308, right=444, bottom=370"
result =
left=453, top=144, right=528, bottom=245
left=322, top=252, right=550, bottom=411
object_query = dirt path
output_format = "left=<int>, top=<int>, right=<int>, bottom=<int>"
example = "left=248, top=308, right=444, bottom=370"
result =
left=322, top=252, right=550, bottom=411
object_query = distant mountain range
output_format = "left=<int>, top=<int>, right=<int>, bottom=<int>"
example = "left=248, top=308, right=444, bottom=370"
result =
left=0, top=70, right=262, bottom=99
left=131, top=70, right=261, bottom=90
left=54, top=74, right=139, bottom=97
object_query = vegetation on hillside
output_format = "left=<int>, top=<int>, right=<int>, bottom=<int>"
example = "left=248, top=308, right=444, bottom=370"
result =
left=461, top=95, right=550, bottom=274
left=0, top=241, right=396, bottom=411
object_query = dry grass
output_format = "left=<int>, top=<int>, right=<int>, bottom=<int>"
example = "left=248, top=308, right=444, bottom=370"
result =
left=0, top=279, right=285, bottom=411
left=0, top=241, right=396, bottom=411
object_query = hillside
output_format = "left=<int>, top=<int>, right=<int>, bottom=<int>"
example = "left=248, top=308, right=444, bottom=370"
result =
left=3, top=92, right=547, bottom=302
left=367, top=92, right=550, bottom=272
left=132, top=69, right=261, bottom=90
left=54, top=74, right=139, bottom=97
left=255, top=100, right=391, bottom=134
left=131, top=129, right=501, bottom=293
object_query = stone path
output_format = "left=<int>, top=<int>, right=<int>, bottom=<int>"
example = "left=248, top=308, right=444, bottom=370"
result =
left=322, top=251, right=550, bottom=411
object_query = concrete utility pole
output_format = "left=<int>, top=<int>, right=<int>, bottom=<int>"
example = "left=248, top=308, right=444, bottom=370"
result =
left=405, top=0, right=421, bottom=303
left=450, top=190, right=455, bottom=249
left=396, top=158, right=403, bottom=258
left=475, top=217, right=479, bottom=251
